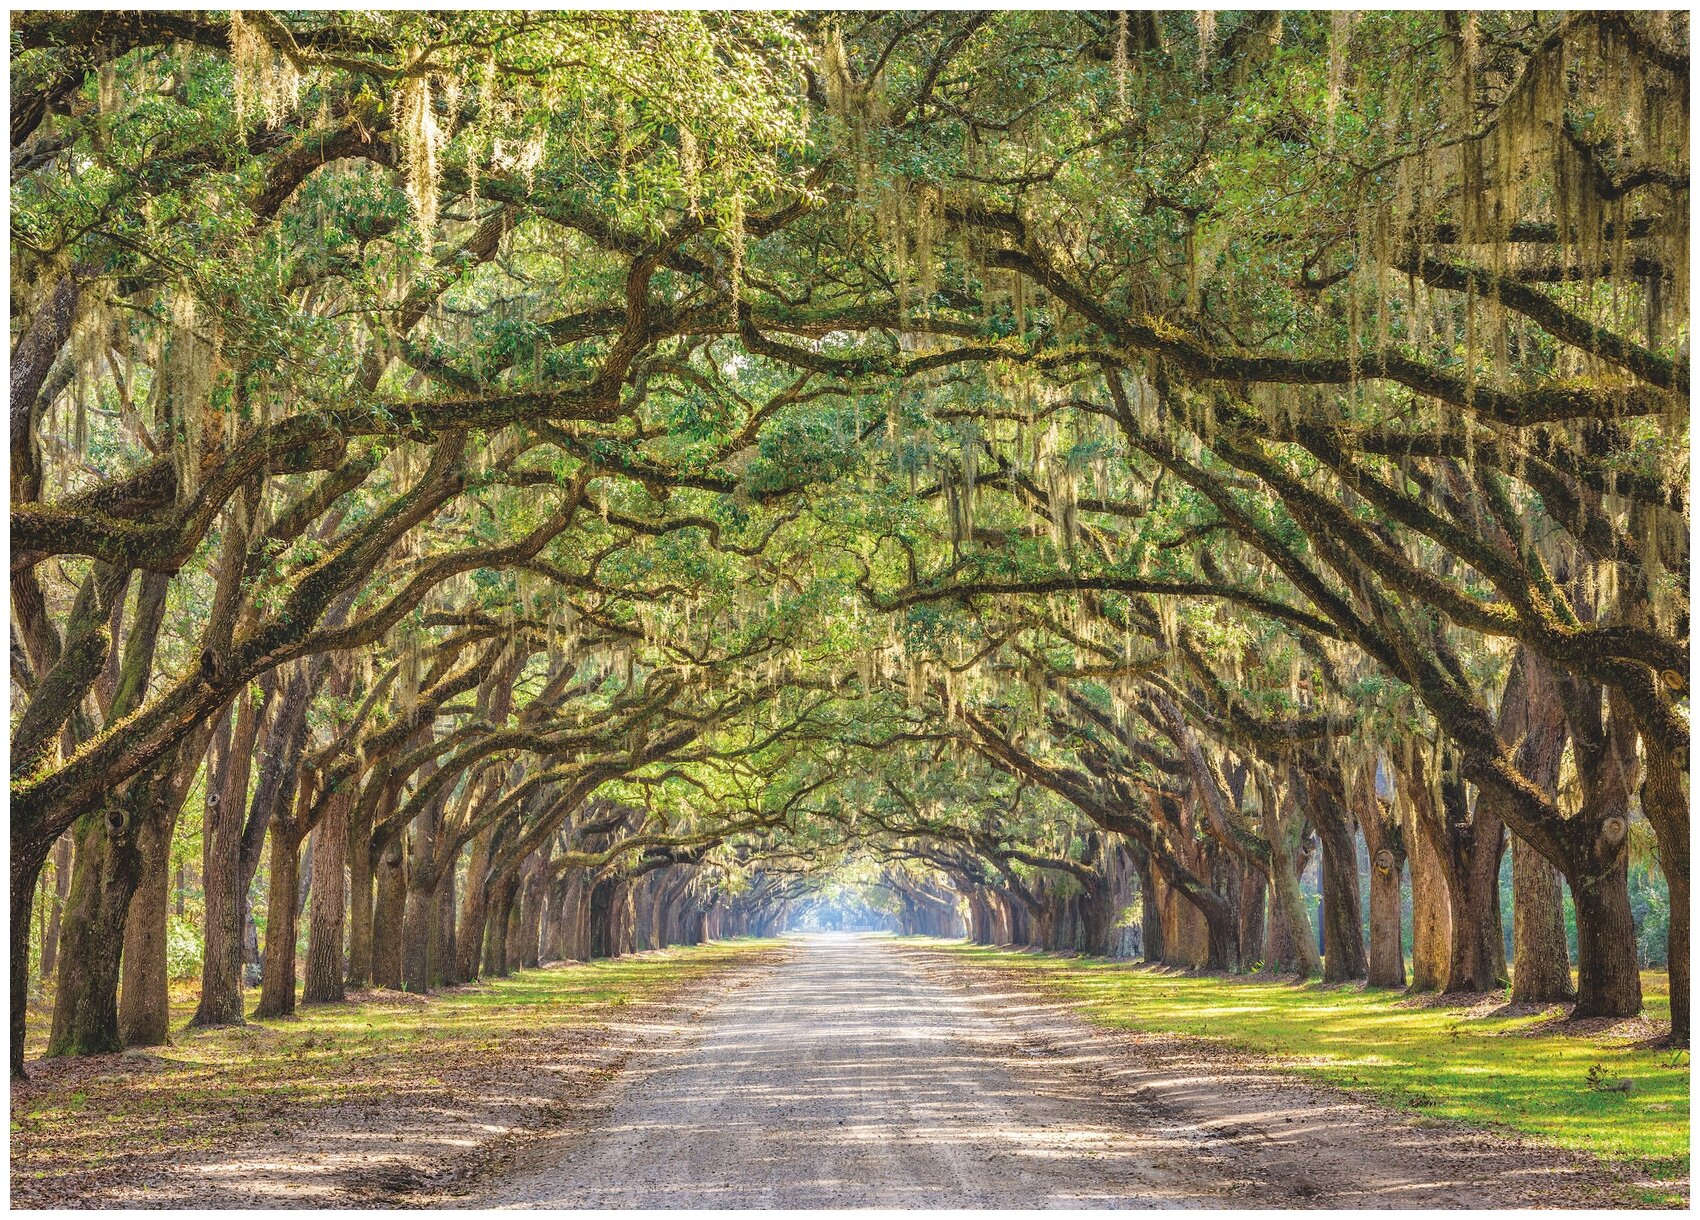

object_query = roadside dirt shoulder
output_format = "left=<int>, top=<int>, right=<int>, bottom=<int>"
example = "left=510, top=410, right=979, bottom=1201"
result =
left=898, top=945, right=1684, bottom=1210
left=24, top=949, right=787, bottom=1210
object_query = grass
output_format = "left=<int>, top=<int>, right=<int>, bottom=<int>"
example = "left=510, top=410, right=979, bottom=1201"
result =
left=11, top=940, right=782, bottom=1204
left=929, top=943, right=1688, bottom=1191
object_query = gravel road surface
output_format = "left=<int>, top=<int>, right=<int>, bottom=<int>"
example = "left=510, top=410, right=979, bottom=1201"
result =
left=473, top=933, right=1232, bottom=1208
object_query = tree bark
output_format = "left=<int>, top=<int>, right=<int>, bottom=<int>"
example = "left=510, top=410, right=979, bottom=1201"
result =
left=116, top=807, right=175, bottom=1045
left=301, top=793, right=349, bottom=1004
left=1236, top=860, right=1268, bottom=969
left=1571, top=842, right=1644, bottom=1018
left=455, top=829, right=495, bottom=982
left=193, top=692, right=264, bottom=1026
left=1638, top=734, right=1688, bottom=1044
left=254, top=823, right=303, bottom=1018
left=1308, top=780, right=1367, bottom=982
left=401, top=868, right=437, bottom=995
left=484, top=869, right=520, bottom=976
left=1359, top=793, right=1407, bottom=989
left=1262, top=783, right=1321, bottom=977
left=435, top=861, right=458, bottom=986
left=1510, top=834, right=1574, bottom=1003
left=1407, top=803, right=1451, bottom=991
left=1497, top=651, right=1574, bottom=1004
left=518, top=853, right=547, bottom=968
left=344, top=789, right=383, bottom=989
left=372, top=836, right=406, bottom=989
left=1130, top=841, right=1165, bottom=964
left=1560, top=678, right=1644, bottom=1020
left=48, top=809, right=142, bottom=1056
left=11, top=834, right=57, bottom=1074
left=40, top=836, right=72, bottom=987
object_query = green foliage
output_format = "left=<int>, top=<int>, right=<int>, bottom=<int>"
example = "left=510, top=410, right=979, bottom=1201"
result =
left=165, top=915, right=203, bottom=981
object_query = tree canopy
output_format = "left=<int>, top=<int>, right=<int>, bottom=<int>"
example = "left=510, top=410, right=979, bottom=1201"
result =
left=10, top=10, right=1689, bottom=1072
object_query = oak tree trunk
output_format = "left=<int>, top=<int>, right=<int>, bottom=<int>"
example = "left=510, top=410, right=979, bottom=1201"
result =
left=117, top=807, right=175, bottom=1046
left=301, top=794, right=349, bottom=1004
left=1361, top=805, right=1407, bottom=989
left=49, top=809, right=142, bottom=1056
left=1312, top=800, right=1367, bottom=982
left=1571, top=846, right=1644, bottom=1019
left=372, top=837, right=406, bottom=989
left=1407, top=813, right=1451, bottom=991
left=40, top=836, right=71, bottom=987
left=254, top=825, right=303, bottom=1018
left=1510, top=834, right=1574, bottom=1003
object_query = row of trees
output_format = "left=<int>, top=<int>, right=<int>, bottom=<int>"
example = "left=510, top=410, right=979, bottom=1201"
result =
left=11, top=9, right=1688, bottom=1074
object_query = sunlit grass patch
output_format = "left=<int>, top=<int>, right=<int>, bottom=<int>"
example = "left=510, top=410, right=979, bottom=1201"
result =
left=928, top=942, right=1687, bottom=1180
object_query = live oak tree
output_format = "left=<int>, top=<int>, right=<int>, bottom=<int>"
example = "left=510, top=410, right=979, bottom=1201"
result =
left=11, top=10, right=1688, bottom=1074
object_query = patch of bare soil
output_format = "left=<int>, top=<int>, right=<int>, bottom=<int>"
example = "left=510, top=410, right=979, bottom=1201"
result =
left=74, top=954, right=789, bottom=1210
left=901, top=946, right=1685, bottom=1209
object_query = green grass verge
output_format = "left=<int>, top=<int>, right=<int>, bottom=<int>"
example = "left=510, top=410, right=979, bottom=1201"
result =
left=11, top=940, right=781, bottom=1203
left=929, top=943, right=1688, bottom=1190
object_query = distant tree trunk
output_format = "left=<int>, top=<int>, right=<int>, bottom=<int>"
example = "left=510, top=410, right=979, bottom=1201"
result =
left=117, top=807, right=176, bottom=1045
left=435, top=862, right=458, bottom=986
left=1130, top=843, right=1165, bottom=964
left=194, top=709, right=250, bottom=1026
left=1236, top=861, right=1268, bottom=969
left=297, top=831, right=314, bottom=917
left=456, top=830, right=495, bottom=982
left=1443, top=800, right=1507, bottom=992
left=344, top=789, right=383, bottom=990
left=562, top=873, right=591, bottom=962
left=40, top=836, right=71, bottom=987
left=1308, top=781, right=1367, bottom=982
left=518, top=853, right=547, bottom=968
left=119, top=731, right=207, bottom=1049
left=1199, top=884, right=1243, bottom=973
left=1488, top=651, right=1574, bottom=1005
left=589, top=876, right=617, bottom=960
left=401, top=868, right=437, bottom=995
left=965, top=892, right=991, bottom=944
left=1638, top=723, right=1688, bottom=1044
left=254, top=823, right=304, bottom=1018
left=504, top=869, right=530, bottom=967
left=371, top=836, right=406, bottom=989
left=1662, top=860, right=1689, bottom=1044
left=484, top=869, right=519, bottom=977
left=1078, top=880, right=1113, bottom=956
left=301, top=794, right=349, bottom=1004
left=1264, top=799, right=1321, bottom=977
left=12, top=837, right=54, bottom=1074
left=542, top=872, right=570, bottom=961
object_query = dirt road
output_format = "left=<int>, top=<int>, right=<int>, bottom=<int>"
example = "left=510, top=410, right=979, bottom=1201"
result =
left=467, top=934, right=1632, bottom=1209
left=470, top=932, right=1206, bottom=1208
